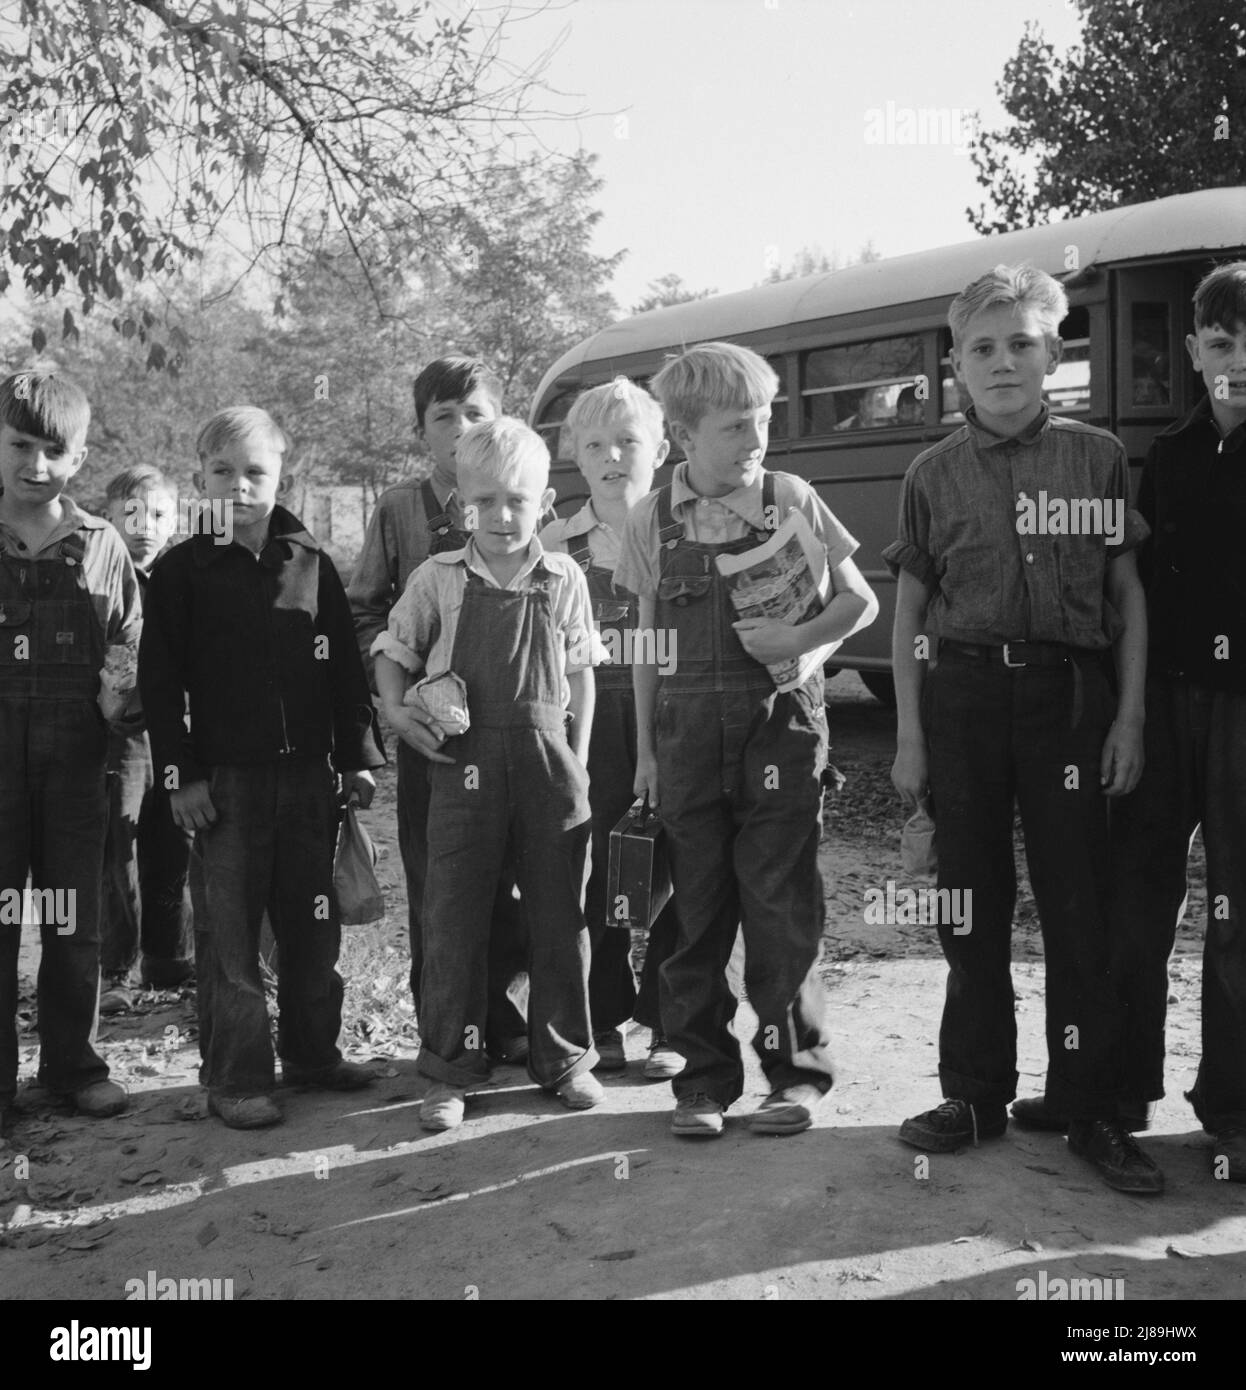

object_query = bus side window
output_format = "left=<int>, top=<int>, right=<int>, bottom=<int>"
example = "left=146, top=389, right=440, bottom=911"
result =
left=1130, top=302, right=1171, bottom=406
left=800, top=335, right=924, bottom=435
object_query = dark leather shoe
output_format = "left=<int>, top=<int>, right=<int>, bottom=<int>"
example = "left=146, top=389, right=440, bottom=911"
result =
left=1012, top=1095, right=1155, bottom=1133
left=208, top=1093, right=283, bottom=1129
left=899, top=1098, right=1007, bottom=1152
left=1211, top=1129, right=1246, bottom=1183
left=1068, top=1118, right=1164, bottom=1194
left=283, top=1060, right=374, bottom=1091
left=73, top=1080, right=128, bottom=1118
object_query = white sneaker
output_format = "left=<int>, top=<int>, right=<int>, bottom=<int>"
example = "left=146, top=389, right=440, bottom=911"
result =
left=420, top=1082, right=467, bottom=1131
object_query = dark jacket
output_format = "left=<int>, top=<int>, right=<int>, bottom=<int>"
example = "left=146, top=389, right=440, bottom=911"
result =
left=139, top=505, right=386, bottom=787
left=1137, top=395, right=1246, bottom=694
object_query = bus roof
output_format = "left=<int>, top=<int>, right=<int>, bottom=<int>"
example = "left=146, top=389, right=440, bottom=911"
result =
left=534, top=186, right=1246, bottom=403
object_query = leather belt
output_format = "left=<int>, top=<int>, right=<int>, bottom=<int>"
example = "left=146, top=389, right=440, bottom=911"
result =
left=939, top=639, right=1081, bottom=668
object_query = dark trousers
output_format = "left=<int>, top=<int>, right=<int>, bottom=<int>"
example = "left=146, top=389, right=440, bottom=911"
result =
left=656, top=683, right=834, bottom=1108
left=418, top=726, right=595, bottom=1090
left=189, top=759, right=345, bottom=1096
left=0, top=700, right=110, bottom=1104
left=585, top=683, right=678, bottom=1034
left=926, top=650, right=1121, bottom=1117
left=396, top=740, right=528, bottom=1047
left=101, top=731, right=193, bottom=984
left=1108, top=677, right=1246, bottom=1131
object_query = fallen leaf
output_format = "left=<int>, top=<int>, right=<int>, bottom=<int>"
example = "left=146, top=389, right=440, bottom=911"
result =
left=591, top=1249, right=635, bottom=1262
left=370, top=1170, right=401, bottom=1188
left=1166, top=1243, right=1199, bottom=1259
left=197, top=1221, right=219, bottom=1248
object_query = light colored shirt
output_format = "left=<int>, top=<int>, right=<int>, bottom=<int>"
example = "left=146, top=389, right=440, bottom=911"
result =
left=541, top=500, right=623, bottom=572
left=371, top=536, right=598, bottom=707
left=614, top=463, right=859, bottom=600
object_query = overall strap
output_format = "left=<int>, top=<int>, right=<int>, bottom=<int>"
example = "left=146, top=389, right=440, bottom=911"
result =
left=421, top=480, right=457, bottom=544
left=656, top=484, right=683, bottom=549
left=568, top=540, right=593, bottom=574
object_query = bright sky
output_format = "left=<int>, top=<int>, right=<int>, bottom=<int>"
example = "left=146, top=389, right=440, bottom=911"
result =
left=509, top=0, right=1084, bottom=310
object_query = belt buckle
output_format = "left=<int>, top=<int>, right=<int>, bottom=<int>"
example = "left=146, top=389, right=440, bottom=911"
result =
left=1001, top=642, right=1027, bottom=668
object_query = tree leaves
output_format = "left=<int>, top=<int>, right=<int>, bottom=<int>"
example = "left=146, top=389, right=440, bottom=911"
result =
left=968, top=1, right=1246, bottom=233
left=2, top=0, right=572, bottom=368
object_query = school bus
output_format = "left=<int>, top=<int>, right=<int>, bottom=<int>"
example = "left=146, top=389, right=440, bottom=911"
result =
left=529, top=186, right=1246, bottom=704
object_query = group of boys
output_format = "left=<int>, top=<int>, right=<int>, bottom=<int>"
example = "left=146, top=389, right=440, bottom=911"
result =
left=1, top=257, right=1242, bottom=1193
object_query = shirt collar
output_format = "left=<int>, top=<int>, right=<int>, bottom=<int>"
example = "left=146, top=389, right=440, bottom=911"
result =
left=965, top=402, right=1051, bottom=450
left=191, top=503, right=320, bottom=567
left=0, top=494, right=108, bottom=558
left=432, top=534, right=554, bottom=589
left=558, top=499, right=608, bottom=541
left=669, top=460, right=768, bottom=526
left=1160, top=394, right=1246, bottom=454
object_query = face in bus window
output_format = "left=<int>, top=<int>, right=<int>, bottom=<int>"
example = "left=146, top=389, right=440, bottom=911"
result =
left=419, top=387, right=500, bottom=484
left=675, top=404, right=771, bottom=497
left=951, top=304, right=1061, bottom=435
left=1186, top=321, right=1246, bottom=427
left=573, top=410, right=670, bottom=511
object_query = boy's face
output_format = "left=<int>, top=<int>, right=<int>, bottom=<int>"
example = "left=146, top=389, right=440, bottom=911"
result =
left=194, top=437, right=284, bottom=528
left=676, top=403, right=771, bottom=497
left=107, top=485, right=177, bottom=569
left=0, top=423, right=87, bottom=510
left=573, top=409, right=669, bottom=509
left=458, top=459, right=555, bottom=564
left=420, top=387, right=500, bottom=476
left=1186, top=321, right=1246, bottom=425
left=951, top=303, right=1062, bottom=435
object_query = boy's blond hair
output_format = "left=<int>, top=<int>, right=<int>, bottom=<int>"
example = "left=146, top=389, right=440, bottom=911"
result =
left=457, top=417, right=550, bottom=490
left=650, top=341, right=778, bottom=431
left=948, top=264, right=1068, bottom=347
left=196, top=406, right=291, bottom=462
left=563, top=377, right=665, bottom=455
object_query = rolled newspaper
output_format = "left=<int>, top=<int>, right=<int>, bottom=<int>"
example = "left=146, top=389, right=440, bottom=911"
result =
left=98, top=642, right=139, bottom=722
left=405, top=670, right=470, bottom=737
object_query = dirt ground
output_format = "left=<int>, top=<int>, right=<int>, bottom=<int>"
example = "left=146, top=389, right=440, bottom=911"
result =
left=2, top=674, right=1243, bottom=1306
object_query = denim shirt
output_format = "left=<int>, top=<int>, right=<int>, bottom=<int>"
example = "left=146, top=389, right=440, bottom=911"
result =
left=883, top=406, right=1148, bottom=650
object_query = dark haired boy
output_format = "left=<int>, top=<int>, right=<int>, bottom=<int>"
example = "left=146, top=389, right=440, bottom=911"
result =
left=1013, top=261, right=1246, bottom=1181
left=888, top=264, right=1162, bottom=1193
left=0, top=371, right=138, bottom=1131
left=348, top=356, right=529, bottom=1058
left=98, top=465, right=193, bottom=1013
left=140, top=407, right=385, bottom=1129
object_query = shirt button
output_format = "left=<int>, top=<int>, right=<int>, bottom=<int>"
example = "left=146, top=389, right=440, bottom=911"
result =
left=1025, top=553, right=1035, bottom=563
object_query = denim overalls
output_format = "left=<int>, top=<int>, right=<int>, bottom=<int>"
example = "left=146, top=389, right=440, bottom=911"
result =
left=650, top=477, right=835, bottom=1107
left=418, top=565, right=595, bottom=1090
left=0, top=527, right=111, bottom=1103
left=567, top=538, right=677, bottom=1036
left=393, top=485, right=529, bottom=1047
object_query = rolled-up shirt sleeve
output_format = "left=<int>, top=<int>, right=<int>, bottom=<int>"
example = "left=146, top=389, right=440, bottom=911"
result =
left=614, top=496, right=661, bottom=600
left=882, top=464, right=937, bottom=587
left=371, top=560, right=438, bottom=674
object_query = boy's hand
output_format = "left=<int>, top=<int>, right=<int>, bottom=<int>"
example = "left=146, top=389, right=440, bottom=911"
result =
left=891, top=737, right=929, bottom=806
left=1100, top=717, right=1144, bottom=797
left=383, top=701, right=455, bottom=764
left=732, top=618, right=801, bottom=664
left=341, top=770, right=376, bottom=809
left=170, top=780, right=217, bottom=833
left=633, top=753, right=660, bottom=810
